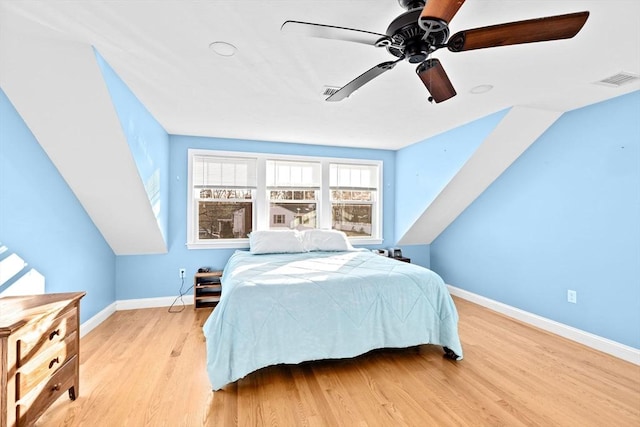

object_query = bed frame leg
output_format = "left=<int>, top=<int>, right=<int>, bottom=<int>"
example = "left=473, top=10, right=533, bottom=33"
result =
left=443, top=347, right=459, bottom=360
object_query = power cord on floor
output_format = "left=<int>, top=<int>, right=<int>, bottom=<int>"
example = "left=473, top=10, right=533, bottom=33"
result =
left=168, top=275, right=193, bottom=313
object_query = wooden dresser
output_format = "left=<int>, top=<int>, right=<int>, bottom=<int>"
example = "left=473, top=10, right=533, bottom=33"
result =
left=0, top=292, right=85, bottom=427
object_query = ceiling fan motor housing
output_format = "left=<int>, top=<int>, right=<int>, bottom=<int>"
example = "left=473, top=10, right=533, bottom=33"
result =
left=404, top=39, right=429, bottom=63
left=386, top=8, right=449, bottom=62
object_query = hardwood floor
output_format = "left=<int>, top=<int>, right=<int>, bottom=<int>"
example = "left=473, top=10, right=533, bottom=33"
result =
left=37, top=297, right=639, bottom=426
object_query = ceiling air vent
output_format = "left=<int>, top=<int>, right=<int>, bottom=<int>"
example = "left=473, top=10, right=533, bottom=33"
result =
left=322, top=86, right=341, bottom=97
left=594, top=72, right=640, bottom=87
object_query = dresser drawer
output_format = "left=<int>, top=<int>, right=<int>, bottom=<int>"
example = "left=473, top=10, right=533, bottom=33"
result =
left=17, top=307, right=78, bottom=367
left=16, top=331, right=78, bottom=400
left=16, top=355, right=78, bottom=427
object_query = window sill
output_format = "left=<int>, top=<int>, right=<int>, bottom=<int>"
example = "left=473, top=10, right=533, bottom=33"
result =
left=187, top=237, right=383, bottom=250
left=350, top=238, right=383, bottom=246
left=187, top=240, right=250, bottom=250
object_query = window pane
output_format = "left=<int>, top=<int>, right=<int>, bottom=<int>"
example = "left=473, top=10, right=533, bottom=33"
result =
left=269, top=190, right=318, bottom=201
left=198, top=201, right=252, bottom=239
left=266, top=160, right=321, bottom=187
left=194, top=156, right=257, bottom=188
left=331, top=190, right=372, bottom=202
left=330, top=163, right=378, bottom=189
left=332, top=204, right=372, bottom=237
left=200, top=188, right=253, bottom=200
left=269, top=203, right=317, bottom=230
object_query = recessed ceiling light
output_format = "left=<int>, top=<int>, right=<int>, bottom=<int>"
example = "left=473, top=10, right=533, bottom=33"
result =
left=209, top=41, right=237, bottom=57
left=470, top=84, right=493, bottom=94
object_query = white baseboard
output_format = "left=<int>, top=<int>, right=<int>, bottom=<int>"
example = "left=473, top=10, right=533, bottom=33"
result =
left=448, top=285, right=640, bottom=366
left=80, top=301, right=116, bottom=338
left=79, top=294, right=194, bottom=336
left=116, top=294, right=194, bottom=311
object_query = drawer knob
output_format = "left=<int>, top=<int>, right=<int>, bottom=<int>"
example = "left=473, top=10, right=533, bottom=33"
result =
left=52, top=383, right=62, bottom=391
left=49, top=329, right=60, bottom=340
left=49, top=357, right=60, bottom=369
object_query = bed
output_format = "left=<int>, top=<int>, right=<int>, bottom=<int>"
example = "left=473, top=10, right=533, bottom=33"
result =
left=203, top=230, right=463, bottom=391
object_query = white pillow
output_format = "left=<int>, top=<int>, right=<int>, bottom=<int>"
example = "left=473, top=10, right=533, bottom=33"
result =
left=302, top=229, right=354, bottom=252
left=249, top=230, right=306, bottom=254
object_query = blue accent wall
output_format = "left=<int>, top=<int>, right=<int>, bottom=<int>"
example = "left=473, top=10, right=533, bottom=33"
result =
left=0, top=88, right=116, bottom=322
left=115, top=135, right=396, bottom=300
left=430, top=91, right=640, bottom=348
left=94, top=49, right=170, bottom=246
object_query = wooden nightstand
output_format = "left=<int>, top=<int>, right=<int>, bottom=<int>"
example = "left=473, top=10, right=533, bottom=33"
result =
left=393, top=256, right=411, bottom=263
left=194, top=271, right=223, bottom=310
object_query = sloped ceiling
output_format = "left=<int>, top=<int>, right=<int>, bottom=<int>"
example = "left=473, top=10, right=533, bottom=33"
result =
left=1, top=1, right=639, bottom=252
left=0, top=6, right=168, bottom=255
left=398, top=106, right=563, bottom=244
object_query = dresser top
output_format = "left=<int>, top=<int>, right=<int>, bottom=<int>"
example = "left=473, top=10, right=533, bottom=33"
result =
left=0, top=291, right=86, bottom=337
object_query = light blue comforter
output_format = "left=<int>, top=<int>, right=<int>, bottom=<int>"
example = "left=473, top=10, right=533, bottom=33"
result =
left=203, top=249, right=463, bottom=390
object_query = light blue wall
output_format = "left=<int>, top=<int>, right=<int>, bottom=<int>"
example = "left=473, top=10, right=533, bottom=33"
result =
left=395, top=109, right=509, bottom=243
left=94, top=49, right=170, bottom=245
left=430, top=91, right=640, bottom=348
left=396, top=244, right=430, bottom=268
left=0, top=88, right=116, bottom=322
left=115, top=135, right=397, bottom=300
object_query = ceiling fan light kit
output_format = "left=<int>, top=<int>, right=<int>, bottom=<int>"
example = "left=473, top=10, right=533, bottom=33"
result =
left=417, top=59, right=456, bottom=103
left=281, top=0, right=589, bottom=104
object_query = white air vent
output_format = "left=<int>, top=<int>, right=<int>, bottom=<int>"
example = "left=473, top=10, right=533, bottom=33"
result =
left=322, top=86, right=341, bottom=97
left=594, top=72, right=640, bottom=87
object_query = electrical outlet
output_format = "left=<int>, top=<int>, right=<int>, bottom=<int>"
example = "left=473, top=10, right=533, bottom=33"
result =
left=567, top=289, right=577, bottom=304
left=179, top=268, right=186, bottom=278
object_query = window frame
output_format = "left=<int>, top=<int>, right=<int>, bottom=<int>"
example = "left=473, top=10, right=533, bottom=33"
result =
left=266, top=158, right=321, bottom=231
left=187, top=149, right=383, bottom=249
left=329, top=163, right=379, bottom=239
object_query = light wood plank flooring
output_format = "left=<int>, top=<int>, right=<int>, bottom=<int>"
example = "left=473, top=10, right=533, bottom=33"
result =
left=37, top=297, right=639, bottom=426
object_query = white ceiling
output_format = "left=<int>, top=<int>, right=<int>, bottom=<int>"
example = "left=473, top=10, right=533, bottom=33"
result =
left=1, top=1, right=638, bottom=254
left=2, top=0, right=638, bottom=150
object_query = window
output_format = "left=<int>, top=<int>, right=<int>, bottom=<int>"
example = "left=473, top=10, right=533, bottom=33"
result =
left=191, top=155, right=256, bottom=243
left=187, top=150, right=382, bottom=248
left=267, top=159, right=320, bottom=230
left=330, top=163, right=378, bottom=238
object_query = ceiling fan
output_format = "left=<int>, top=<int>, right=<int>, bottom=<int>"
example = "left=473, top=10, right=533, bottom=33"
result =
left=281, top=0, right=589, bottom=103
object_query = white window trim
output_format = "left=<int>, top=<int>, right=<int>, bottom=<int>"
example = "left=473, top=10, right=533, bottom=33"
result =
left=187, top=149, right=383, bottom=249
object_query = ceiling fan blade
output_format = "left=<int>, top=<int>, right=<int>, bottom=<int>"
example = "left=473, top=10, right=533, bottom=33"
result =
left=419, top=0, right=466, bottom=29
left=447, top=11, right=589, bottom=52
left=327, top=59, right=402, bottom=102
left=416, top=59, right=456, bottom=103
left=281, top=20, right=390, bottom=47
